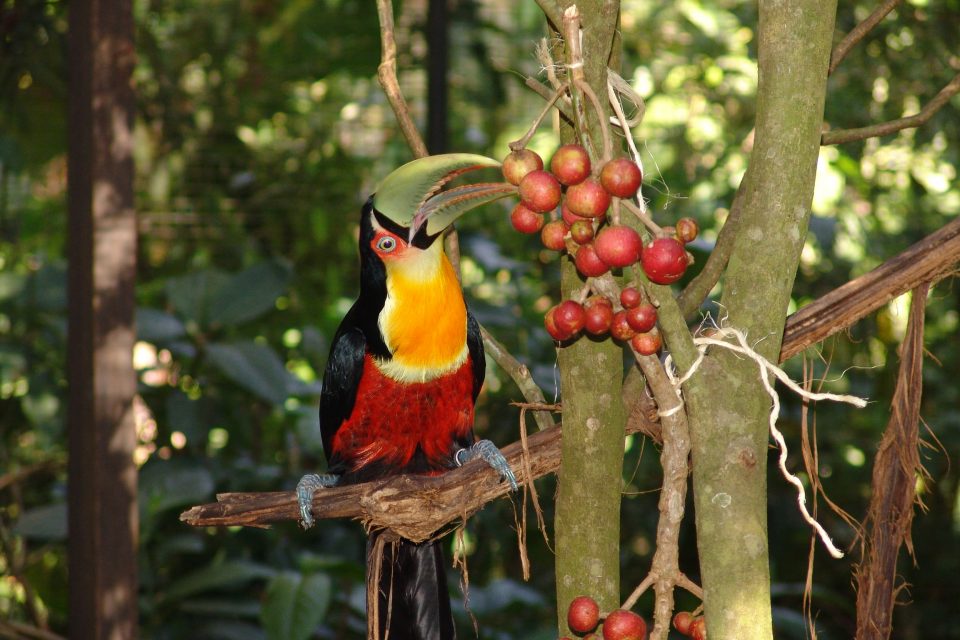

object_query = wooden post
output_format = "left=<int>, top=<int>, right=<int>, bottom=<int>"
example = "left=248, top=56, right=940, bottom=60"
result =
left=66, top=0, right=138, bottom=637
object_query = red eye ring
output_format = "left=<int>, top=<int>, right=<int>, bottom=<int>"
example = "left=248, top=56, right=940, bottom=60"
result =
left=375, top=235, right=398, bottom=253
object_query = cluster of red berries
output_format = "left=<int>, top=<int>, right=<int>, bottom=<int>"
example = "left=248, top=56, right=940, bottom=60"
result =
left=560, top=595, right=647, bottom=640
left=672, top=611, right=707, bottom=639
left=543, top=286, right=661, bottom=354
left=503, top=145, right=699, bottom=353
left=504, top=145, right=697, bottom=283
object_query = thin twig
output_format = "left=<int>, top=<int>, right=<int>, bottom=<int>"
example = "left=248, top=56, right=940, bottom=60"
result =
left=575, top=79, right=613, bottom=163
left=676, top=181, right=747, bottom=320
left=534, top=0, right=564, bottom=29
left=626, top=353, right=694, bottom=640
left=780, top=214, right=960, bottom=361
left=481, top=327, right=555, bottom=431
left=525, top=77, right=574, bottom=121
left=620, top=198, right=664, bottom=236
left=829, top=0, right=902, bottom=75
left=822, top=73, right=960, bottom=145
left=376, top=0, right=429, bottom=159
left=509, top=83, right=570, bottom=151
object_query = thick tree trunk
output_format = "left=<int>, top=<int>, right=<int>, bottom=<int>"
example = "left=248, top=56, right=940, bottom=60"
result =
left=682, top=0, right=838, bottom=637
left=554, top=1, right=625, bottom=634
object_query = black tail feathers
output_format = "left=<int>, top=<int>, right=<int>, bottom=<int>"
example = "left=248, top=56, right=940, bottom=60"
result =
left=367, top=533, right=456, bottom=640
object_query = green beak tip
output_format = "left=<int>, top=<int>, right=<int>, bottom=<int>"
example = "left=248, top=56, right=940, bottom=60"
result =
left=373, top=153, right=502, bottom=227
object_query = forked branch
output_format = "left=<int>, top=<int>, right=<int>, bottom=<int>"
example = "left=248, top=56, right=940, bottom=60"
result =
left=821, top=73, right=960, bottom=145
left=829, top=0, right=902, bottom=75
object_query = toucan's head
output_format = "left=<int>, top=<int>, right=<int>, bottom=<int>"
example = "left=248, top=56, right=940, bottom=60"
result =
left=360, top=153, right=515, bottom=265
left=354, top=154, right=515, bottom=373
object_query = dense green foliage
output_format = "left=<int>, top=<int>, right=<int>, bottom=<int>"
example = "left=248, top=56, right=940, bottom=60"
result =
left=1, top=0, right=958, bottom=637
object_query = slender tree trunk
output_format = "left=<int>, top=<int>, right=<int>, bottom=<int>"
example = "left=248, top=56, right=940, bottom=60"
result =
left=682, top=0, right=837, bottom=637
left=554, top=1, right=624, bottom=634
left=67, top=0, right=139, bottom=637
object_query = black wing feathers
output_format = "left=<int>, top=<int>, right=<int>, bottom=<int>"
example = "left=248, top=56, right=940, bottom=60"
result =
left=466, top=311, right=485, bottom=402
left=318, top=312, right=367, bottom=465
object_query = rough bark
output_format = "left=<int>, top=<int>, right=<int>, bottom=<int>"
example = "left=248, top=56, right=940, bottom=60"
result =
left=553, top=1, right=626, bottom=634
left=682, top=0, right=838, bottom=637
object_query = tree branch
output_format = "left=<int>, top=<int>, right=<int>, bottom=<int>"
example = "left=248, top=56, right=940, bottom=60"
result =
left=481, top=326, right=556, bottom=431
left=821, top=73, right=960, bottom=145
left=182, top=420, right=643, bottom=540
left=780, top=216, right=960, bottom=362
left=180, top=219, right=960, bottom=548
left=828, top=0, right=902, bottom=75
left=676, top=181, right=746, bottom=320
left=376, top=0, right=429, bottom=159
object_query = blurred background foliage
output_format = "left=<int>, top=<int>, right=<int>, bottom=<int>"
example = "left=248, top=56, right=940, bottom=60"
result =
left=1, top=0, right=959, bottom=637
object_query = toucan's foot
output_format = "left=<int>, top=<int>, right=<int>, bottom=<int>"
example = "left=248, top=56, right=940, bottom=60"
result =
left=296, top=473, right=339, bottom=529
left=455, top=439, right=518, bottom=491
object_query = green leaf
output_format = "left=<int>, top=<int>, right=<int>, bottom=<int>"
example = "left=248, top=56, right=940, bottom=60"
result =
left=294, top=406, right=324, bottom=457
left=261, top=571, right=332, bottom=640
left=0, top=271, right=26, bottom=302
left=165, top=268, right=230, bottom=326
left=207, top=260, right=292, bottom=326
left=179, top=598, right=262, bottom=618
left=161, top=560, right=276, bottom=604
left=195, top=621, right=267, bottom=640
left=12, top=502, right=67, bottom=540
left=137, top=308, right=187, bottom=342
left=206, top=341, right=313, bottom=405
left=139, top=459, right=215, bottom=518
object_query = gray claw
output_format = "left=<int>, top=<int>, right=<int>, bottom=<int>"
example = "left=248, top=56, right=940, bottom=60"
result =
left=296, top=473, right=339, bottom=529
left=456, top=439, right=518, bottom=491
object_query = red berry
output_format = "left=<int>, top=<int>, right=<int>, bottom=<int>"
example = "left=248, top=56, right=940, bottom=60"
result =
left=584, top=300, right=614, bottom=335
left=676, top=217, right=699, bottom=244
left=551, top=144, right=591, bottom=186
left=626, top=302, right=657, bottom=333
left=640, top=237, right=688, bottom=284
left=510, top=203, right=544, bottom=234
left=570, top=219, right=595, bottom=245
left=544, top=306, right=572, bottom=341
left=630, top=327, right=662, bottom=356
left=519, top=170, right=562, bottom=213
left=620, top=286, right=642, bottom=309
left=594, top=225, right=642, bottom=268
left=561, top=201, right=589, bottom=226
left=541, top=220, right=570, bottom=251
left=602, top=609, right=647, bottom=640
left=502, top=149, right=543, bottom=186
left=567, top=595, right=601, bottom=634
left=565, top=178, right=611, bottom=218
left=554, top=300, right=586, bottom=336
left=610, top=311, right=636, bottom=342
left=574, top=243, right=610, bottom=277
left=689, top=617, right=706, bottom=640
left=672, top=611, right=694, bottom=636
left=600, top=158, right=643, bottom=199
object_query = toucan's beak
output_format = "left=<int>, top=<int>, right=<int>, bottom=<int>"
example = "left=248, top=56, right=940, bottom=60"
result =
left=372, top=153, right=517, bottom=243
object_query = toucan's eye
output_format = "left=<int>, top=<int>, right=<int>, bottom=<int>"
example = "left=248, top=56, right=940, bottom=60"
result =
left=376, top=236, right=398, bottom=253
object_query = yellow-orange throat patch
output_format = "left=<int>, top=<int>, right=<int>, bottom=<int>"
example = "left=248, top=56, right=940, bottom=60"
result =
left=378, top=243, right=468, bottom=381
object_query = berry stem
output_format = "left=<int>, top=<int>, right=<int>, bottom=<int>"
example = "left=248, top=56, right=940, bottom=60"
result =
left=621, top=198, right=664, bottom=236
left=576, top=78, right=613, bottom=164
left=509, top=83, right=570, bottom=152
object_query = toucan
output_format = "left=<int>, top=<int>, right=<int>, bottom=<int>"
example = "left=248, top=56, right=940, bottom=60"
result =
left=297, top=154, right=518, bottom=640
